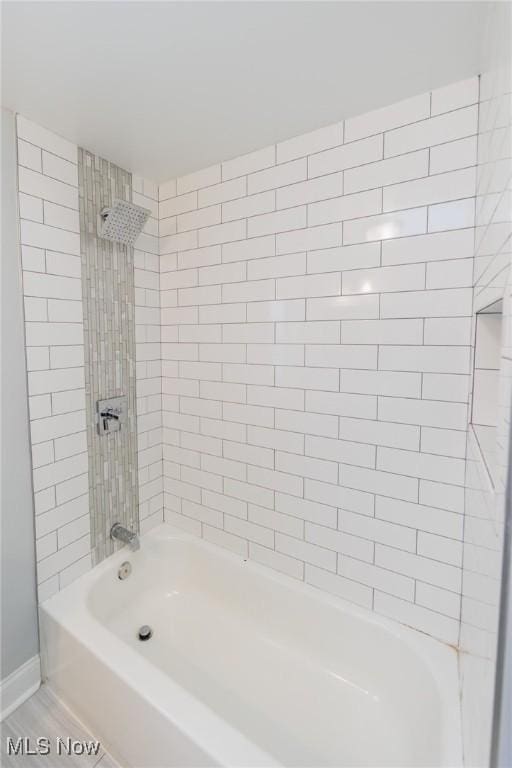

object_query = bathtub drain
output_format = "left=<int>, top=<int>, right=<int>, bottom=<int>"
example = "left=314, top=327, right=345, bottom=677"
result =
left=138, top=625, right=153, bottom=641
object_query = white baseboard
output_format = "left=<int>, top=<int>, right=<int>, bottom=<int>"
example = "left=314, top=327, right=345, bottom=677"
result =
left=0, top=655, right=41, bottom=721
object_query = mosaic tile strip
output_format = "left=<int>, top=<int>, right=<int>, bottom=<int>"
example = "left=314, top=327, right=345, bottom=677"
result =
left=78, top=149, right=139, bottom=564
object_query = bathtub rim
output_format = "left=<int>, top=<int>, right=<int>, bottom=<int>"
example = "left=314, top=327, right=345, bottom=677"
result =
left=40, top=522, right=463, bottom=767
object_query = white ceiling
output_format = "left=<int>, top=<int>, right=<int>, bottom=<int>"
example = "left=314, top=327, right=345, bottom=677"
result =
left=2, top=1, right=487, bottom=183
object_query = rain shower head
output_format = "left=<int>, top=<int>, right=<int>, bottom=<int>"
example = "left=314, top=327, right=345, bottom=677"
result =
left=98, top=198, right=150, bottom=246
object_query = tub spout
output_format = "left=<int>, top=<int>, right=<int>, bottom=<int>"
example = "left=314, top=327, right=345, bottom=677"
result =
left=111, top=523, right=140, bottom=552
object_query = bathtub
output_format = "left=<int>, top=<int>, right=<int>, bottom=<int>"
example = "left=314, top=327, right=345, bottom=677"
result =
left=40, top=523, right=462, bottom=767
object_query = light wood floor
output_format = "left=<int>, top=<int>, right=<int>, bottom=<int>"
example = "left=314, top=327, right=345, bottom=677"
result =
left=1, top=686, right=120, bottom=767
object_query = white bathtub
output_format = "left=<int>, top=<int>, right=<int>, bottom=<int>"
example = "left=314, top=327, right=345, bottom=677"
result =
left=40, top=523, right=462, bottom=767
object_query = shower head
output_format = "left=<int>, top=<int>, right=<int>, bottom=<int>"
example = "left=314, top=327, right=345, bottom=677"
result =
left=98, top=198, right=150, bottom=246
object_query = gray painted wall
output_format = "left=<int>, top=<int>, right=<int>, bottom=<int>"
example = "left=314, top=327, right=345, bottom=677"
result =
left=1, top=107, right=39, bottom=679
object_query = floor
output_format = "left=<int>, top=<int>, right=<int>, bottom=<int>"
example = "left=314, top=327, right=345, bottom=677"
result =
left=1, top=686, right=120, bottom=767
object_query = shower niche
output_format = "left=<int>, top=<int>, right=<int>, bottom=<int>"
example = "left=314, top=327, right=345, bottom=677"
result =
left=471, top=299, right=503, bottom=486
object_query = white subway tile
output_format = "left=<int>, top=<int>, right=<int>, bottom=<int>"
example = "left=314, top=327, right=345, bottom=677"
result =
left=417, top=531, right=463, bottom=567
left=248, top=252, right=306, bottom=281
left=159, top=191, right=197, bottom=219
left=308, top=188, right=382, bottom=227
left=275, top=408, right=338, bottom=439
left=305, top=478, right=374, bottom=517
left=375, top=495, right=462, bottom=538
left=345, top=93, right=430, bottom=142
left=341, top=318, right=423, bottom=345
left=309, top=135, right=383, bottom=178
left=381, top=286, right=472, bottom=319
left=277, top=173, right=343, bottom=210
left=222, top=234, right=275, bottom=263
left=306, top=434, right=375, bottom=468
left=375, top=544, right=461, bottom=592
left=381, top=228, right=474, bottom=266
left=428, top=198, right=475, bottom=232
left=17, top=116, right=77, bottom=163
left=19, top=193, right=43, bottom=222
left=248, top=504, right=303, bottom=538
left=374, top=591, right=459, bottom=644
left=177, top=244, right=221, bottom=269
left=248, top=158, right=307, bottom=195
left=377, top=446, right=465, bottom=486
left=431, top=77, right=479, bottom=116
left=276, top=532, right=336, bottom=571
left=276, top=365, right=339, bottom=392
left=277, top=273, right=341, bottom=300
left=247, top=299, right=305, bottom=323
left=276, top=321, right=340, bottom=344
left=378, top=396, right=467, bottom=430
left=277, top=123, right=343, bottom=163
left=198, top=177, right=246, bottom=207
left=340, top=463, right=418, bottom=502
left=199, top=219, right=246, bottom=247
left=422, top=373, right=470, bottom=402
left=307, top=294, right=379, bottom=321
left=340, top=369, right=421, bottom=398
left=429, top=136, right=477, bottom=174
left=247, top=385, right=304, bottom=411
left=248, top=206, right=306, bottom=238
left=339, top=416, right=420, bottom=451
left=340, top=508, right=416, bottom=551
left=222, top=145, right=275, bottom=181
left=223, top=190, right=275, bottom=222
left=276, top=451, right=338, bottom=484
left=225, top=478, right=274, bottom=509
left=249, top=542, right=303, bottom=580
left=383, top=168, right=476, bottom=212
left=247, top=343, right=304, bottom=366
left=42, top=152, right=78, bottom=186
left=306, top=390, right=377, bottom=419
left=248, top=465, right=303, bottom=497
left=345, top=150, right=429, bottom=194
left=343, top=263, right=425, bottom=295
left=305, top=565, right=372, bottom=608
left=18, top=140, right=42, bottom=172
left=379, top=345, right=470, bottom=374
left=384, top=106, right=478, bottom=158
left=248, top=425, right=304, bottom=454
left=20, top=221, right=80, bottom=256
left=277, top=223, right=342, bottom=255
left=306, top=344, right=377, bottom=369
left=18, top=167, right=77, bottom=210
left=177, top=164, right=221, bottom=195
left=222, top=279, right=275, bottom=303
left=177, top=204, right=221, bottom=233
left=343, top=207, right=427, bottom=245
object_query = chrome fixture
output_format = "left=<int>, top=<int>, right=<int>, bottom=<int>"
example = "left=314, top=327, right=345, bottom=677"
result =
left=98, top=198, right=150, bottom=246
left=118, top=561, right=132, bottom=580
left=138, top=625, right=153, bottom=641
left=111, top=523, right=140, bottom=552
left=97, top=395, right=126, bottom=436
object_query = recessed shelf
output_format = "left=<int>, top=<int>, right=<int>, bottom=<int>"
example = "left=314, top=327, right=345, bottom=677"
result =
left=470, top=298, right=503, bottom=490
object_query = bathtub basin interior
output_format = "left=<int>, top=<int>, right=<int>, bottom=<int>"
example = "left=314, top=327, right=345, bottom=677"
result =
left=41, top=523, right=462, bottom=767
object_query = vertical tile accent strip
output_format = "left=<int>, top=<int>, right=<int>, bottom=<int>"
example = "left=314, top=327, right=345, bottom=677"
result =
left=78, top=149, right=139, bottom=564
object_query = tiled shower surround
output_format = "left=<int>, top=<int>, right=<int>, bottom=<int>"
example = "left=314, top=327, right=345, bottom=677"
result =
left=16, top=116, right=161, bottom=599
left=158, top=77, right=481, bottom=646
left=78, top=149, right=139, bottom=564
left=16, top=71, right=511, bottom=692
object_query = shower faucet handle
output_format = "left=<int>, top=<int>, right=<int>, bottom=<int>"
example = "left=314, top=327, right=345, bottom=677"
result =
left=97, top=396, right=127, bottom=436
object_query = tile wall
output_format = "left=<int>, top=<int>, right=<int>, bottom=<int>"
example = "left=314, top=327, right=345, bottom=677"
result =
left=16, top=116, right=162, bottom=598
left=78, top=149, right=138, bottom=564
left=459, top=2, right=512, bottom=765
left=158, top=77, right=480, bottom=644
